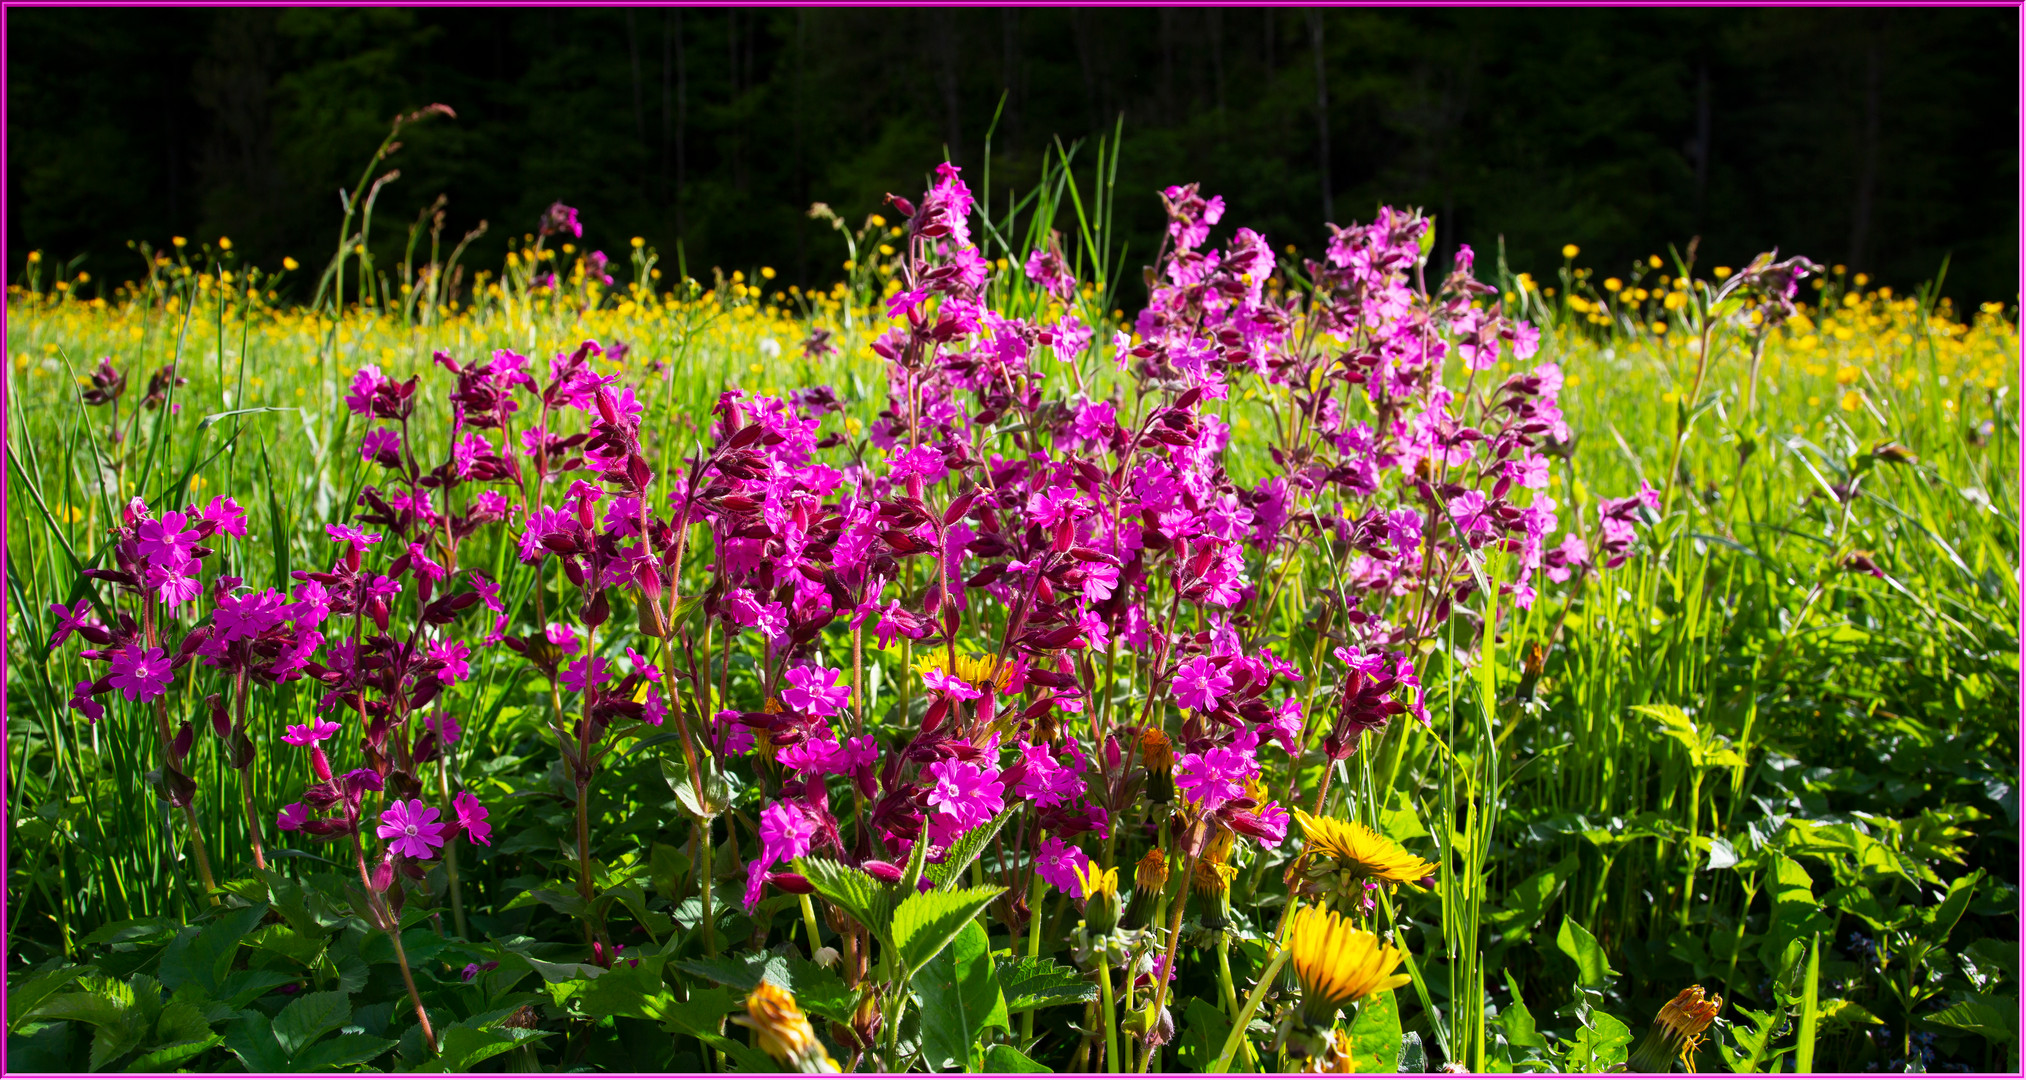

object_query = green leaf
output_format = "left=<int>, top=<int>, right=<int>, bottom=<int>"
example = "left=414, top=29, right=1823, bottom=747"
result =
left=981, top=1042, right=1051, bottom=1072
left=124, top=1033, right=223, bottom=1072
left=1922, top=868, right=1984, bottom=941
left=31, top=989, right=130, bottom=1032
left=661, top=755, right=732, bottom=820
left=1555, top=917, right=1617, bottom=990
left=1717, top=1006, right=1785, bottom=1072
left=795, top=858, right=890, bottom=945
left=675, top=953, right=795, bottom=993
left=213, top=969, right=298, bottom=1010
left=652, top=986, right=777, bottom=1073
left=271, top=990, right=351, bottom=1058
left=423, top=1026, right=544, bottom=1072
left=925, top=804, right=1017, bottom=889
left=1921, top=993, right=2016, bottom=1044
left=1485, top=855, right=1576, bottom=945
left=158, top=904, right=269, bottom=994
left=1562, top=1010, right=1631, bottom=1072
left=9, top=965, right=92, bottom=1033
left=997, top=954, right=1096, bottom=1012
left=247, top=924, right=326, bottom=969
left=916, top=921, right=1005, bottom=1071
left=152, top=998, right=214, bottom=1047
left=891, top=885, right=1004, bottom=981
left=221, top=1012, right=289, bottom=1073
left=1346, top=989, right=1402, bottom=1073
left=1173, top=997, right=1231, bottom=1073
left=291, top=1031, right=399, bottom=1071
left=1497, top=972, right=1548, bottom=1051
left=576, top=957, right=674, bottom=1021
left=1761, top=857, right=1831, bottom=977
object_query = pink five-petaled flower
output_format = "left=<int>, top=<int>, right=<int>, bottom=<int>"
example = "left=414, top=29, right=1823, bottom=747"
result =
left=560, top=656, right=610, bottom=694
left=1174, top=745, right=1257, bottom=813
left=204, top=495, right=248, bottom=538
left=107, top=644, right=173, bottom=703
left=780, top=665, right=850, bottom=718
left=427, top=714, right=463, bottom=745
left=283, top=719, right=341, bottom=747
left=325, top=523, right=382, bottom=548
left=453, top=791, right=491, bottom=846
left=544, top=622, right=581, bottom=656
left=430, top=640, right=472, bottom=685
left=924, top=757, right=1005, bottom=845
left=744, top=800, right=818, bottom=907
left=1034, top=835, right=1092, bottom=898
left=376, top=799, right=448, bottom=860
left=133, top=510, right=199, bottom=567
left=46, top=598, right=95, bottom=648
left=921, top=667, right=982, bottom=702
left=276, top=802, right=309, bottom=832
left=1169, top=654, right=1234, bottom=713
left=214, top=589, right=287, bottom=643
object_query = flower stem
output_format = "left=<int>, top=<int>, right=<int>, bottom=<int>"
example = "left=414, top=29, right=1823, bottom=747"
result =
left=1095, top=953, right=1121, bottom=1073
left=1211, top=946, right=1289, bottom=1072
left=434, top=755, right=468, bottom=940
left=1019, top=827, right=1048, bottom=1046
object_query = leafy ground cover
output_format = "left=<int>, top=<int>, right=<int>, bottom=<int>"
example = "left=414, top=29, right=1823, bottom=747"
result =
left=5, top=125, right=2018, bottom=1073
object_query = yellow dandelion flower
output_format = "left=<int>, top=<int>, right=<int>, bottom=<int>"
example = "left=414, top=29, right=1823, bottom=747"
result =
left=736, top=981, right=840, bottom=1073
left=1293, top=809, right=1438, bottom=887
left=911, top=652, right=1013, bottom=692
left=1287, top=905, right=1410, bottom=1024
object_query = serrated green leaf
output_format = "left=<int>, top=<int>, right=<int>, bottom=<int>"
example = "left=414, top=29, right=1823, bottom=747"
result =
left=891, top=885, right=1004, bottom=980
left=272, top=990, right=351, bottom=1057
left=291, top=1031, right=399, bottom=1071
left=221, top=1009, right=288, bottom=1072
left=997, top=954, right=1095, bottom=1011
left=925, top=804, right=1017, bottom=889
left=795, top=857, right=891, bottom=944
left=152, top=998, right=213, bottom=1047
left=124, top=1033, right=223, bottom=1072
left=9, top=965, right=93, bottom=1033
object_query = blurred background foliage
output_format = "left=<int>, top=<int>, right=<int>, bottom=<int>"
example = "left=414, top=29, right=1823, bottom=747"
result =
left=7, top=6, right=2016, bottom=303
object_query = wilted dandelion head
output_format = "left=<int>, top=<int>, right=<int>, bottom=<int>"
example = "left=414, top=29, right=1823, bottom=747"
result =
left=737, top=981, right=839, bottom=1073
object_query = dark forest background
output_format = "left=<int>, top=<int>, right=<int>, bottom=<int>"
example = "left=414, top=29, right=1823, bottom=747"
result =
left=8, top=7, right=2018, bottom=304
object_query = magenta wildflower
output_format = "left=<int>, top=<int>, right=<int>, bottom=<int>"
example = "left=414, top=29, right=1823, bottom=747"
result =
left=924, top=758, right=1005, bottom=844
left=781, top=665, right=850, bottom=717
left=376, top=799, right=448, bottom=860
left=213, top=589, right=286, bottom=642
left=430, top=640, right=472, bottom=685
left=46, top=598, right=95, bottom=648
left=107, top=644, right=173, bottom=703
left=1034, top=835, right=1091, bottom=898
left=921, top=667, right=982, bottom=702
left=453, top=791, right=491, bottom=846
left=283, top=719, right=341, bottom=747
left=560, top=656, right=610, bottom=693
left=1170, top=655, right=1234, bottom=712
left=325, top=523, right=382, bottom=548
left=545, top=622, right=581, bottom=655
left=276, top=802, right=309, bottom=832
left=1174, top=745, right=1256, bottom=812
left=426, top=714, right=463, bottom=745
left=744, top=800, right=818, bottom=907
left=204, top=495, right=248, bottom=537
